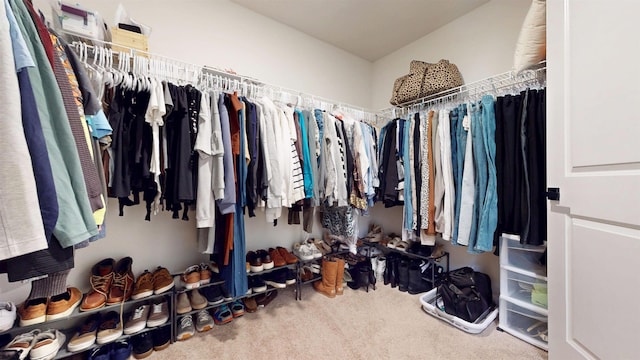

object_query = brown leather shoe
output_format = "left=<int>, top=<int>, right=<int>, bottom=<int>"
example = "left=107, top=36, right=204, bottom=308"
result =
left=242, top=297, right=257, bottom=313
left=131, top=270, right=154, bottom=300
left=277, top=247, right=298, bottom=264
left=256, top=249, right=274, bottom=270
left=268, top=248, right=286, bottom=267
left=246, top=251, right=263, bottom=273
left=181, top=265, right=200, bottom=289
left=47, top=287, right=82, bottom=320
left=80, top=258, right=115, bottom=311
left=18, top=298, right=47, bottom=326
left=107, top=257, right=134, bottom=305
left=152, top=266, right=175, bottom=294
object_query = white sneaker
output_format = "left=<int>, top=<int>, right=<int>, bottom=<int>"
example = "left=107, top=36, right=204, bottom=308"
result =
left=0, top=302, right=16, bottom=332
left=195, top=310, right=214, bottom=332
left=4, top=329, right=38, bottom=360
left=29, top=329, right=65, bottom=360
left=293, top=242, right=313, bottom=261
left=305, top=241, right=322, bottom=259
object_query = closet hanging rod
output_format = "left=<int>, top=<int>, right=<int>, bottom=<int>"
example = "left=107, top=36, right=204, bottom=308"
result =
left=202, top=67, right=375, bottom=117
left=60, top=30, right=204, bottom=73
left=382, top=62, right=547, bottom=112
left=62, top=31, right=381, bottom=123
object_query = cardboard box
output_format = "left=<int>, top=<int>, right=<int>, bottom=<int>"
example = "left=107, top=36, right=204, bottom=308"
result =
left=111, top=27, right=149, bottom=56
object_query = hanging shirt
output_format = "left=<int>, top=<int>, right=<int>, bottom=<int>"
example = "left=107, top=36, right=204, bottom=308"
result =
left=216, top=93, right=236, bottom=215
left=10, top=0, right=97, bottom=247
left=0, top=0, right=48, bottom=260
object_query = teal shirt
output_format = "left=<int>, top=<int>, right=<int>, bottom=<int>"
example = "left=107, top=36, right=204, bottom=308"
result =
left=10, top=0, right=98, bottom=247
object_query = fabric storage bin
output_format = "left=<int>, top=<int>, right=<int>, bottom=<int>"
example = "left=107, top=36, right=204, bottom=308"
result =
left=420, top=288, right=498, bottom=334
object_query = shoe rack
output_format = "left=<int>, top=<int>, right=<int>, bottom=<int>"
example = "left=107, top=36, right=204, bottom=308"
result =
left=360, top=239, right=450, bottom=287
left=245, top=263, right=298, bottom=299
left=172, top=278, right=226, bottom=342
left=0, top=290, right=174, bottom=359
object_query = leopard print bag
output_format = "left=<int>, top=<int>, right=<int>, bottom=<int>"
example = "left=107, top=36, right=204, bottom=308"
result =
left=390, top=59, right=463, bottom=105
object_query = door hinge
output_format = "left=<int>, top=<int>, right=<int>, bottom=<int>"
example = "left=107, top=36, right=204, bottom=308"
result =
left=546, top=187, right=560, bottom=201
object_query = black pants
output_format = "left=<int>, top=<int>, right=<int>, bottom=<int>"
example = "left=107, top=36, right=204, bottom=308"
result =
left=494, top=89, right=546, bottom=246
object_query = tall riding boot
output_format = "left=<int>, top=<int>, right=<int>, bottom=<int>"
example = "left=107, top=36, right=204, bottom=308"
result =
left=358, top=265, right=371, bottom=292
left=313, top=258, right=338, bottom=298
left=376, top=256, right=386, bottom=282
left=398, top=259, right=409, bottom=292
left=335, top=258, right=345, bottom=295
left=390, top=256, right=399, bottom=288
left=384, top=256, right=392, bottom=286
left=368, top=264, right=377, bottom=291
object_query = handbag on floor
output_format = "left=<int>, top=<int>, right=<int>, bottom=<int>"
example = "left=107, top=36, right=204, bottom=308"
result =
left=389, top=59, right=463, bottom=105
left=437, top=267, right=492, bottom=323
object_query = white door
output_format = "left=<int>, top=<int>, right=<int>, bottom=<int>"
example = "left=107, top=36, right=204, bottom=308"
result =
left=547, top=0, right=640, bottom=359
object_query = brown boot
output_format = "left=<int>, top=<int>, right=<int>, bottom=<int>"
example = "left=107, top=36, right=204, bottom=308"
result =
left=313, top=258, right=337, bottom=298
left=107, top=257, right=134, bottom=305
left=335, top=258, right=345, bottom=295
left=81, top=258, right=115, bottom=311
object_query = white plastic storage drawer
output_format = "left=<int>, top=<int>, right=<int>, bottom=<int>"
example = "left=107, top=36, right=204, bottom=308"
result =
left=500, top=237, right=547, bottom=278
left=503, top=269, right=548, bottom=310
left=499, top=298, right=548, bottom=350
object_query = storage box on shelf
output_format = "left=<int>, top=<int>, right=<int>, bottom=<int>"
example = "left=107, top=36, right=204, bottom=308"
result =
left=498, top=235, right=548, bottom=350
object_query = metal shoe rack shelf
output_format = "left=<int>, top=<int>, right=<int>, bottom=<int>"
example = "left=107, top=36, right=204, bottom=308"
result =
left=0, top=291, right=174, bottom=359
left=245, top=263, right=298, bottom=299
left=359, top=240, right=451, bottom=287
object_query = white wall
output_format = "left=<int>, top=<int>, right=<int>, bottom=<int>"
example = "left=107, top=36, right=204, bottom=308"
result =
left=2, top=0, right=372, bottom=304
left=371, top=0, right=531, bottom=109
left=369, top=0, right=532, bottom=291
left=2, top=0, right=532, bottom=303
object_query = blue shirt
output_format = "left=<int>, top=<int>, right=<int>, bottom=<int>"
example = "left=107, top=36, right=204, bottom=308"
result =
left=4, top=0, right=34, bottom=71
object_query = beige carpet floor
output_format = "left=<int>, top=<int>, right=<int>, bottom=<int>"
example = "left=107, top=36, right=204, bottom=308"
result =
left=151, top=284, right=547, bottom=360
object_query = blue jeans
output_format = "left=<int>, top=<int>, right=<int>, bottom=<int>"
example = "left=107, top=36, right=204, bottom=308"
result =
left=451, top=104, right=467, bottom=245
left=403, top=118, right=413, bottom=231
left=474, top=95, right=498, bottom=252
left=469, top=102, right=484, bottom=253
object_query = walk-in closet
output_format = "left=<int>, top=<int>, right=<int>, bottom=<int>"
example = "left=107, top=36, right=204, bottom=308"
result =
left=1, top=1, right=638, bottom=359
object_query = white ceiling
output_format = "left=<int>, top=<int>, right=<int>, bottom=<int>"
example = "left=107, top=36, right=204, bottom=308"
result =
left=230, top=0, right=489, bottom=61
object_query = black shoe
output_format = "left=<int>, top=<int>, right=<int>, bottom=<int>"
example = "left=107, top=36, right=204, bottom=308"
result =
left=152, top=325, right=171, bottom=351
left=88, top=345, right=110, bottom=360
left=357, top=265, right=372, bottom=292
left=255, top=290, right=278, bottom=307
left=398, top=260, right=409, bottom=292
left=390, top=255, right=399, bottom=288
left=251, top=276, right=267, bottom=293
left=285, top=268, right=296, bottom=285
left=263, top=270, right=287, bottom=289
left=201, top=285, right=224, bottom=305
left=220, top=284, right=233, bottom=301
left=111, top=340, right=132, bottom=360
left=131, top=332, right=153, bottom=359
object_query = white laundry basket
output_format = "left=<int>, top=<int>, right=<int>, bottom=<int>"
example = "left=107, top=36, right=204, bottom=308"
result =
left=420, top=287, right=498, bottom=334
